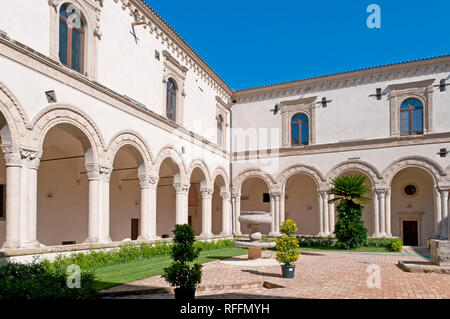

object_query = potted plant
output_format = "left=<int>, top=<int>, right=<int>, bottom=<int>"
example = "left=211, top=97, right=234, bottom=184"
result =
left=162, top=224, right=202, bottom=300
left=328, top=175, right=371, bottom=249
left=276, top=219, right=299, bottom=278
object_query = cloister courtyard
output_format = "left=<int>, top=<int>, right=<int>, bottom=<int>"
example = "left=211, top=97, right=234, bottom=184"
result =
left=100, top=247, right=450, bottom=299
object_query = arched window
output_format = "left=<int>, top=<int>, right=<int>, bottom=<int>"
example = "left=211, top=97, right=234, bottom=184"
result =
left=400, top=98, right=423, bottom=135
left=166, top=79, right=177, bottom=121
left=217, top=114, right=224, bottom=147
left=59, top=3, right=85, bottom=74
left=291, top=113, right=309, bottom=146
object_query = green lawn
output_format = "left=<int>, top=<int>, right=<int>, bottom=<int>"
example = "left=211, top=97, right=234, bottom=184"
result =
left=94, top=247, right=246, bottom=291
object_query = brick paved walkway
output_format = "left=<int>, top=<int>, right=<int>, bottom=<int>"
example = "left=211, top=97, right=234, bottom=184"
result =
left=101, top=249, right=450, bottom=299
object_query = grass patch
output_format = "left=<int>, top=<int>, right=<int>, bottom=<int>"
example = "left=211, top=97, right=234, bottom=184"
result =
left=94, top=247, right=246, bottom=291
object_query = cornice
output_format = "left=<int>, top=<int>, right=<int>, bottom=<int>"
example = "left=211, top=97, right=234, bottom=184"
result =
left=233, top=55, right=450, bottom=104
left=232, top=132, right=450, bottom=161
left=121, top=0, right=233, bottom=100
left=386, top=79, right=435, bottom=91
left=0, top=34, right=229, bottom=159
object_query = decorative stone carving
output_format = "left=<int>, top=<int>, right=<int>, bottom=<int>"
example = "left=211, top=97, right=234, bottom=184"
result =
left=326, top=160, right=382, bottom=186
left=173, top=182, right=189, bottom=194
left=138, top=173, right=159, bottom=189
left=232, top=168, right=275, bottom=194
left=200, top=188, right=214, bottom=199
left=276, top=164, right=325, bottom=190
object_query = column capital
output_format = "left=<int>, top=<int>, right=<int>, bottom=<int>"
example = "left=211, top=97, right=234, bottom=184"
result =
left=1, top=145, right=42, bottom=168
left=200, top=187, right=214, bottom=199
left=138, top=173, right=159, bottom=189
left=173, top=182, right=189, bottom=194
left=375, top=188, right=389, bottom=197
left=85, top=164, right=112, bottom=181
left=220, top=192, right=231, bottom=200
left=436, top=185, right=450, bottom=194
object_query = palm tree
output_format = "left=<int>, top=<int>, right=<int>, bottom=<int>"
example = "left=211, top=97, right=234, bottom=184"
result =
left=328, top=175, right=371, bottom=205
left=328, top=175, right=372, bottom=249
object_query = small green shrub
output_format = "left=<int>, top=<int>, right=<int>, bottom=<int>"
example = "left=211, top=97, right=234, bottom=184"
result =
left=0, top=261, right=96, bottom=299
left=390, top=238, right=403, bottom=252
left=162, top=224, right=203, bottom=290
left=276, top=220, right=300, bottom=266
left=280, top=219, right=298, bottom=235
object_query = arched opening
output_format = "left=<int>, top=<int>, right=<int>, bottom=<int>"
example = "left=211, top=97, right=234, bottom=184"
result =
left=157, top=157, right=180, bottom=238
left=240, top=177, right=270, bottom=235
left=166, top=78, right=177, bottom=121
left=188, top=167, right=208, bottom=236
left=37, top=124, right=93, bottom=246
left=284, top=174, right=319, bottom=235
left=390, top=167, right=435, bottom=246
left=212, top=174, right=226, bottom=235
left=110, top=145, right=144, bottom=242
left=0, top=113, right=11, bottom=247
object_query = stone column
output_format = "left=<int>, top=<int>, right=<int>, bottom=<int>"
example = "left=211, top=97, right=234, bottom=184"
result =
left=434, top=187, right=442, bottom=237
left=84, top=165, right=112, bottom=244
left=373, top=191, right=380, bottom=237
left=280, top=191, right=285, bottom=227
left=328, top=194, right=335, bottom=235
left=318, top=191, right=325, bottom=236
left=1, top=146, right=22, bottom=249
left=378, top=189, right=387, bottom=237
left=200, top=188, right=213, bottom=238
left=321, top=190, right=330, bottom=236
left=274, top=194, right=280, bottom=234
left=220, top=191, right=231, bottom=236
left=233, top=192, right=241, bottom=235
left=138, top=174, right=159, bottom=241
left=21, top=149, right=42, bottom=248
left=270, top=194, right=275, bottom=235
left=174, top=182, right=189, bottom=225
left=440, top=188, right=449, bottom=238
left=385, top=189, right=392, bottom=237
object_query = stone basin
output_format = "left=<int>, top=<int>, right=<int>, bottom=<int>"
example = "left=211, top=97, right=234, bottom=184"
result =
left=238, top=211, right=272, bottom=225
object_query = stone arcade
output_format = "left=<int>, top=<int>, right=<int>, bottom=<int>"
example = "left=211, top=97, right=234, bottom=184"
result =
left=0, top=1, right=449, bottom=261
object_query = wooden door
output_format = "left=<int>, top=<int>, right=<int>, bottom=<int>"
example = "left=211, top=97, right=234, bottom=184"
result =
left=403, top=221, right=418, bottom=246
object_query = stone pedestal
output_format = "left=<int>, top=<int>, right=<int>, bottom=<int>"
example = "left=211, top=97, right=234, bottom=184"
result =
left=248, top=247, right=262, bottom=260
left=430, top=240, right=450, bottom=266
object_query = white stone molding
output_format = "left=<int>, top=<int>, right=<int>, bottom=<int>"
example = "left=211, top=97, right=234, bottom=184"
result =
left=28, top=104, right=106, bottom=166
left=154, top=145, right=188, bottom=180
left=232, top=168, right=275, bottom=195
left=211, top=166, right=230, bottom=188
left=276, top=164, right=325, bottom=191
left=387, top=79, right=435, bottom=137
left=48, top=0, right=101, bottom=78
left=280, top=96, right=317, bottom=147
left=188, top=159, right=212, bottom=188
left=162, top=50, right=187, bottom=125
left=106, top=130, right=155, bottom=173
left=325, top=160, right=382, bottom=186
left=382, top=156, right=447, bottom=186
left=138, top=173, right=159, bottom=189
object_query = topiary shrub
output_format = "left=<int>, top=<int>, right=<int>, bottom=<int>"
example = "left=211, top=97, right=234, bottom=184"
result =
left=162, top=224, right=203, bottom=290
left=276, top=220, right=300, bottom=266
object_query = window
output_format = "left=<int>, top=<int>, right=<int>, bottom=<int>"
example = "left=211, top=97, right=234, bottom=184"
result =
left=166, top=78, right=177, bottom=121
left=263, top=193, right=270, bottom=203
left=402, top=183, right=419, bottom=198
left=217, top=115, right=224, bottom=147
left=59, top=3, right=85, bottom=74
left=291, top=113, right=309, bottom=146
left=400, top=98, right=423, bottom=135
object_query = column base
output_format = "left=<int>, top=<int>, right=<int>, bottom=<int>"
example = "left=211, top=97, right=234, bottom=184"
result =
left=97, top=237, right=113, bottom=244
left=1, top=240, right=21, bottom=250
left=269, top=232, right=282, bottom=238
left=198, top=233, right=213, bottom=240
left=19, top=240, right=42, bottom=249
left=317, top=232, right=326, bottom=237
left=219, top=232, right=232, bottom=237
left=137, top=235, right=161, bottom=242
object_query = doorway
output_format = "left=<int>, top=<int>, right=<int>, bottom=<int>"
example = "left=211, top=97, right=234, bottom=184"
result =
left=402, top=221, right=418, bottom=246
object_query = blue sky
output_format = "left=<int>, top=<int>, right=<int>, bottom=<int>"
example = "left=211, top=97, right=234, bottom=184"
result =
left=145, top=0, right=450, bottom=90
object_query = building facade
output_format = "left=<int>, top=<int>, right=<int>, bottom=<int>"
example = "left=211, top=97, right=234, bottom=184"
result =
left=0, top=0, right=449, bottom=253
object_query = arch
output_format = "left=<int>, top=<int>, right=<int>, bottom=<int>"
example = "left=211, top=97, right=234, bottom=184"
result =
left=232, top=168, right=275, bottom=194
left=28, top=104, right=105, bottom=165
left=382, top=156, right=446, bottom=186
left=277, top=164, right=325, bottom=190
left=326, top=160, right=382, bottom=186
left=211, top=166, right=229, bottom=188
left=188, top=159, right=212, bottom=188
left=155, top=145, right=187, bottom=178
left=0, top=82, right=29, bottom=146
left=106, top=130, right=154, bottom=173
